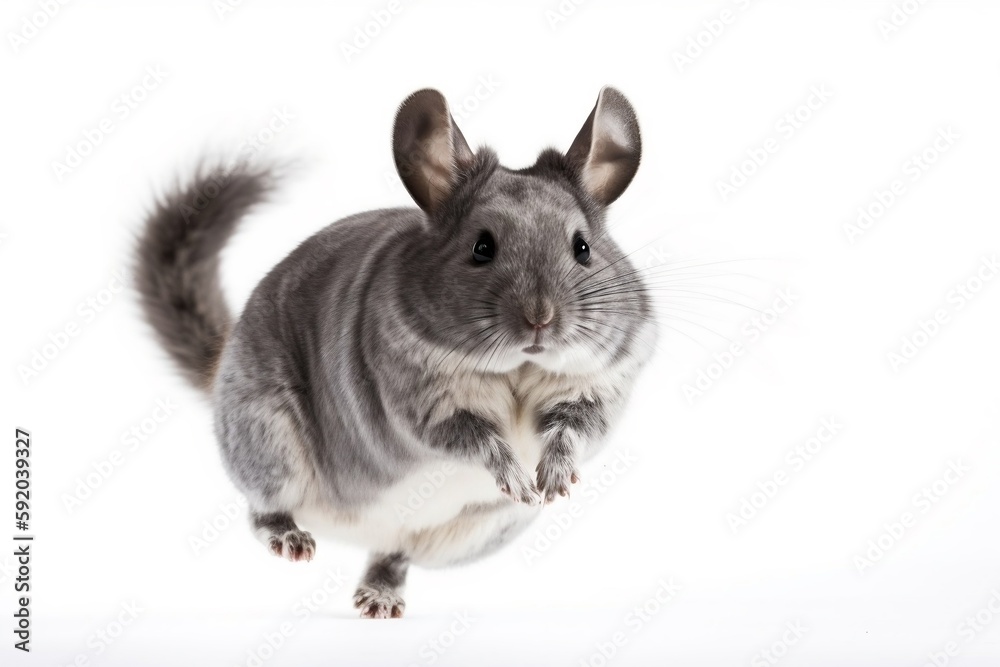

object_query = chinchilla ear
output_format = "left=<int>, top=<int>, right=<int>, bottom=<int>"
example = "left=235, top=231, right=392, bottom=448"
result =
left=392, top=88, right=475, bottom=213
left=565, top=86, right=641, bottom=206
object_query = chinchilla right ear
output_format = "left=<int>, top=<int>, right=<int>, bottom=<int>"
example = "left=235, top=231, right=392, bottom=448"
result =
left=392, top=88, right=475, bottom=214
left=565, top=86, right=642, bottom=206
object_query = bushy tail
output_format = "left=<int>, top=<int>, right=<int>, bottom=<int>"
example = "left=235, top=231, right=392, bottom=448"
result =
left=135, top=163, right=275, bottom=392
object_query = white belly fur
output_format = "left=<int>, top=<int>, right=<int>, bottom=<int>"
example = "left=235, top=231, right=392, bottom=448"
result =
left=292, top=359, right=626, bottom=563
left=294, top=414, right=544, bottom=561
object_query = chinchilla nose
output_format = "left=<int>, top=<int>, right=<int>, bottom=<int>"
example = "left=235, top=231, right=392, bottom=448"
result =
left=525, top=301, right=555, bottom=329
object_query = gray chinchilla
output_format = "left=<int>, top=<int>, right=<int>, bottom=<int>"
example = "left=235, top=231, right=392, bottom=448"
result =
left=135, top=86, right=655, bottom=618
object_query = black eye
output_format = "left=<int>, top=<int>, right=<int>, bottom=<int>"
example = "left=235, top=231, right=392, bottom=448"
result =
left=573, top=235, right=590, bottom=265
left=473, top=231, right=495, bottom=263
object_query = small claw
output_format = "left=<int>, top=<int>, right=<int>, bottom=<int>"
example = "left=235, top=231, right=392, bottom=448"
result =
left=267, top=530, right=316, bottom=562
left=355, top=587, right=405, bottom=619
left=498, top=474, right=540, bottom=504
left=268, top=537, right=283, bottom=557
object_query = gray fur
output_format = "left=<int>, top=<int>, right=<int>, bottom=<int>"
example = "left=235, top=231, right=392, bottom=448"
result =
left=354, top=552, right=409, bottom=619
left=136, top=86, right=653, bottom=617
left=135, top=164, right=276, bottom=390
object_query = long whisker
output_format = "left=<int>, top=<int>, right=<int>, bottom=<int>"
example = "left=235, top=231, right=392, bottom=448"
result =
left=428, top=322, right=500, bottom=376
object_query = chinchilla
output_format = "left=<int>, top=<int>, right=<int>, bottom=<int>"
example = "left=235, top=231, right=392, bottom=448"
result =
left=135, top=86, right=655, bottom=618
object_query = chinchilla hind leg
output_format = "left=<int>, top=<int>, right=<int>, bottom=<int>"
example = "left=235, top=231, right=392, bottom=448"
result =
left=354, top=552, right=409, bottom=619
left=217, top=391, right=319, bottom=563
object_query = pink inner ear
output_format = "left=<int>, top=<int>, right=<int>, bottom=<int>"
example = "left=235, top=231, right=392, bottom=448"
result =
left=582, top=161, right=614, bottom=202
left=570, top=87, right=641, bottom=206
left=394, top=89, right=475, bottom=212
left=422, top=123, right=473, bottom=210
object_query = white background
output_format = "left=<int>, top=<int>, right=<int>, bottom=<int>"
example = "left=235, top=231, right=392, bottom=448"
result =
left=3, top=0, right=1000, bottom=665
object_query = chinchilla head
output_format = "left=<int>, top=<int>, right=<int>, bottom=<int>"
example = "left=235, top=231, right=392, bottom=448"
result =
left=391, top=87, right=650, bottom=376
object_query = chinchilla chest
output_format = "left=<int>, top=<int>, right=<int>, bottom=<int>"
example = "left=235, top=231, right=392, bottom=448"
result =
left=297, top=364, right=616, bottom=564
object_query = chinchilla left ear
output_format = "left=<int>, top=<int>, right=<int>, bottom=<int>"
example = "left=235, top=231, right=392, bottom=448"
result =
left=392, top=88, right=475, bottom=214
left=565, top=86, right=641, bottom=206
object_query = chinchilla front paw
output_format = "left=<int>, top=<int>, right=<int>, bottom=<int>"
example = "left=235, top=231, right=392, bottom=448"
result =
left=535, top=450, right=580, bottom=504
left=267, top=529, right=316, bottom=562
left=494, top=459, right=541, bottom=505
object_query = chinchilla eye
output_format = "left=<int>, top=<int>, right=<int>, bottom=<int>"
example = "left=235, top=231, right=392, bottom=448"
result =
left=573, top=235, right=590, bottom=265
left=473, top=231, right=495, bottom=263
